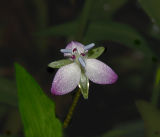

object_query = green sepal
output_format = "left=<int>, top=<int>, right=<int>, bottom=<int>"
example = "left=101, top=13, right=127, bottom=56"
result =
left=78, top=72, right=89, bottom=99
left=87, top=47, right=105, bottom=59
left=48, top=59, right=72, bottom=68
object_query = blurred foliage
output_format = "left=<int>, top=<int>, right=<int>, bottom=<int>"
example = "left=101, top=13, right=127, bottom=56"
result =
left=15, top=63, right=62, bottom=137
left=136, top=100, right=160, bottom=137
left=139, top=0, right=160, bottom=40
left=90, top=0, right=128, bottom=21
left=151, top=66, right=160, bottom=106
left=101, top=120, right=144, bottom=137
left=0, top=77, right=17, bottom=107
left=138, top=0, right=160, bottom=27
left=1, top=0, right=160, bottom=136
left=37, top=21, right=156, bottom=59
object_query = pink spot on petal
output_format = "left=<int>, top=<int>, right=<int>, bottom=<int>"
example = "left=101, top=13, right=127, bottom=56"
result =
left=73, top=48, right=77, bottom=52
left=81, top=53, right=85, bottom=56
left=71, top=55, right=76, bottom=59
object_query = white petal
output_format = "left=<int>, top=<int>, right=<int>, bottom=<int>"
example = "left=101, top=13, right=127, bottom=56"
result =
left=85, top=59, right=118, bottom=84
left=51, top=63, right=81, bottom=95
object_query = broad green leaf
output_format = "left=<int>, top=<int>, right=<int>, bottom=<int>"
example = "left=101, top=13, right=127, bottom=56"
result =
left=0, top=77, right=17, bottom=107
left=48, top=59, right=72, bottom=68
left=15, top=63, right=62, bottom=137
left=87, top=47, right=105, bottom=59
left=138, top=0, right=160, bottom=27
left=83, top=22, right=155, bottom=58
left=136, top=100, right=160, bottom=137
left=78, top=72, right=89, bottom=99
left=90, top=0, right=128, bottom=21
left=36, top=21, right=77, bottom=37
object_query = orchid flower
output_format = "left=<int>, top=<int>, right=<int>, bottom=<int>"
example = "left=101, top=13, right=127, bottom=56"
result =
left=48, top=41, right=118, bottom=99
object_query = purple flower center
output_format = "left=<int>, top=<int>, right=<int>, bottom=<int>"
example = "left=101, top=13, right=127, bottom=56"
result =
left=60, top=43, right=95, bottom=68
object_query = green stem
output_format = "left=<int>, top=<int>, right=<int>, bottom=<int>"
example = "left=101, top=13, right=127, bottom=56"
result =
left=63, top=0, right=93, bottom=128
left=151, top=65, right=160, bottom=106
left=63, top=89, right=81, bottom=128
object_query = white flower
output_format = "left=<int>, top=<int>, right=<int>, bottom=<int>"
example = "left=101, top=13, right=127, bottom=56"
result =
left=51, top=41, right=118, bottom=99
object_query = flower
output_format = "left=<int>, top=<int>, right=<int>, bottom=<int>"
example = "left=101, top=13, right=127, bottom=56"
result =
left=51, top=41, right=118, bottom=99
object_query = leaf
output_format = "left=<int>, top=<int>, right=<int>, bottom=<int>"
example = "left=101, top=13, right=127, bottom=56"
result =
left=78, top=72, right=89, bottom=99
left=35, top=21, right=77, bottom=37
left=83, top=22, right=155, bottom=58
left=136, top=100, right=160, bottom=137
left=87, top=47, right=105, bottom=59
left=48, top=59, right=72, bottom=68
left=138, top=0, right=160, bottom=27
left=15, top=63, right=62, bottom=137
left=90, top=0, right=128, bottom=21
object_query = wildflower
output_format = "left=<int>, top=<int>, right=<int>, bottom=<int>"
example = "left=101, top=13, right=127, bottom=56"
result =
left=49, top=41, right=118, bottom=99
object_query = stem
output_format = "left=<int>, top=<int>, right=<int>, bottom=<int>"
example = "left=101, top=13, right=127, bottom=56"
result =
left=151, top=65, right=160, bottom=107
left=63, top=0, right=93, bottom=128
left=63, top=89, right=81, bottom=128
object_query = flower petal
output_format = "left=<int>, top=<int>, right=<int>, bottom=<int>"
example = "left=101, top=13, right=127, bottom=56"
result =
left=51, top=63, right=81, bottom=95
left=85, top=59, right=118, bottom=84
left=64, top=41, right=84, bottom=56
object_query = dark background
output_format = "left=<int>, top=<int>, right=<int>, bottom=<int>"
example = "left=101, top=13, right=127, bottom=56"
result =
left=0, top=0, right=160, bottom=137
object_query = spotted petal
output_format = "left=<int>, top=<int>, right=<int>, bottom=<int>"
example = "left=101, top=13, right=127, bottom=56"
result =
left=64, top=41, right=84, bottom=56
left=85, top=59, right=118, bottom=84
left=51, top=63, right=81, bottom=95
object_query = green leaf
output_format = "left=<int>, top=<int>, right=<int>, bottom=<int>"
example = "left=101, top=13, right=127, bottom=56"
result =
left=48, top=59, right=72, bottom=68
left=87, top=47, right=105, bottom=59
left=136, top=100, right=160, bottom=137
left=78, top=72, right=89, bottom=99
left=15, top=63, right=62, bottom=137
left=83, top=22, right=155, bottom=58
left=138, top=0, right=160, bottom=27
